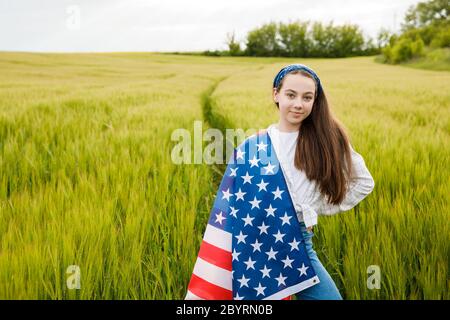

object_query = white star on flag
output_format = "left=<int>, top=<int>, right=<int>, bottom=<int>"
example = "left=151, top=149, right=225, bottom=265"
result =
left=264, top=204, right=277, bottom=217
left=272, top=186, right=284, bottom=200
left=256, top=179, right=269, bottom=192
left=266, top=247, right=278, bottom=261
left=250, top=239, right=263, bottom=252
left=256, top=141, right=268, bottom=152
left=234, top=188, right=246, bottom=201
left=232, top=249, right=241, bottom=261
left=236, top=148, right=245, bottom=160
left=273, top=230, right=286, bottom=243
left=242, top=172, right=253, bottom=184
left=257, top=222, right=270, bottom=235
left=281, top=255, right=294, bottom=269
left=215, top=211, right=226, bottom=225
left=249, top=196, right=261, bottom=209
left=298, top=263, right=309, bottom=276
left=234, top=293, right=244, bottom=300
left=244, top=257, right=256, bottom=270
left=249, top=155, right=260, bottom=168
left=260, top=265, right=272, bottom=278
left=263, top=162, right=276, bottom=174
left=242, top=214, right=255, bottom=227
left=289, top=238, right=301, bottom=251
left=235, top=231, right=247, bottom=244
left=280, top=212, right=292, bottom=225
left=222, top=188, right=233, bottom=201
left=275, top=273, right=287, bottom=286
left=238, top=275, right=250, bottom=288
left=254, top=283, right=266, bottom=296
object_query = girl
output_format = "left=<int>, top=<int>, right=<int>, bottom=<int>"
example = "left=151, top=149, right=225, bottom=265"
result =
left=185, top=64, right=375, bottom=301
left=268, top=64, right=375, bottom=299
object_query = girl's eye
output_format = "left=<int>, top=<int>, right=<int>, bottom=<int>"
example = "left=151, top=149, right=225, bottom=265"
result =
left=304, top=96, right=312, bottom=101
left=287, top=94, right=295, bottom=98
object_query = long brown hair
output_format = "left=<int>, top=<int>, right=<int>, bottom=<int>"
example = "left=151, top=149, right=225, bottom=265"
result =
left=274, top=70, right=353, bottom=205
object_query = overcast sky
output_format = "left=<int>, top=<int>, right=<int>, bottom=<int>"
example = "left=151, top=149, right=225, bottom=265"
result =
left=0, top=0, right=423, bottom=52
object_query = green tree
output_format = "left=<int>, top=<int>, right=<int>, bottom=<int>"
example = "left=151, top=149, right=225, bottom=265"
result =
left=225, top=31, right=242, bottom=56
left=402, top=0, right=449, bottom=30
left=310, top=21, right=336, bottom=57
left=245, top=22, right=280, bottom=57
left=333, top=24, right=365, bottom=57
left=278, top=21, right=311, bottom=57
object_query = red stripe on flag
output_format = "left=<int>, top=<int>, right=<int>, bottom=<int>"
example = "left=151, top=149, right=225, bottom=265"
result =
left=198, top=240, right=232, bottom=271
left=188, top=273, right=233, bottom=300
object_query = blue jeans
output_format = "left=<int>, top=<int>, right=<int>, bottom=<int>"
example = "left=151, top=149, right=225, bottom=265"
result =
left=295, top=222, right=343, bottom=300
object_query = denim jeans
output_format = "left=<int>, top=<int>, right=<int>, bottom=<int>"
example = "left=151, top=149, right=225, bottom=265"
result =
left=294, top=222, right=343, bottom=300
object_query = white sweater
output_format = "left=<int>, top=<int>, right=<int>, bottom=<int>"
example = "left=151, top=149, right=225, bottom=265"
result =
left=267, top=123, right=375, bottom=228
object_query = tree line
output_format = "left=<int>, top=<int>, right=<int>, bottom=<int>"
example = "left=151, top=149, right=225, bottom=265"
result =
left=205, top=20, right=378, bottom=58
left=202, top=0, right=448, bottom=64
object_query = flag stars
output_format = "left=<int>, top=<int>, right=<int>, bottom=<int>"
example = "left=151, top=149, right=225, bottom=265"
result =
left=272, top=186, right=284, bottom=200
left=273, top=230, right=286, bottom=243
left=254, top=282, right=266, bottom=297
left=234, top=188, right=246, bottom=201
left=249, top=196, right=262, bottom=210
left=281, top=255, right=294, bottom=269
left=264, top=204, right=277, bottom=217
left=260, top=265, right=272, bottom=279
left=298, top=263, right=309, bottom=277
left=215, top=211, right=226, bottom=225
left=242, top=214, right=255, bottom=227
left=256, top=141, right=268, bottom=152
left=256, top=179, right=269, bottom=192
left=279, top=212, right=292, bottom=225
left=232, top=249, right=241, bottom=261
left=237, top=274, right=250, bottom=288
left=263, top=162, right=276, bottom=175
left=244, top=257, right=256, bottom=270
left=289, top=238, right=301, bottom=251
left=241, top=171, right=253, bottom=184
left=229, top=206, right=239, bottom=218
left=249, top=155, right=260, bottom=168
left=235, top=231, right=247, bottom=244
left=234, top=293, right=244, bottom=300
left=229, top=167, right=238, bottom=177
left=275, top=273, right=287, bottom=287
left=222, top=188, right=233, bottom=202
left=250, top=239, right=263, bottom=252
left=265, top=247, right=278, bottom=261
left=257, top=221, right=270, bottom=235
left=236, top=148, right=245, bottom=160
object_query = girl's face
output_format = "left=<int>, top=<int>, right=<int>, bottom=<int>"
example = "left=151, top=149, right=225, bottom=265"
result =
left=273, top=73, right=316, bottom=131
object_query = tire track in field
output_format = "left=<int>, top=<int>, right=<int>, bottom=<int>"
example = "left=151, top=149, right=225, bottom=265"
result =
left=200, top=75, right=234, bottom=188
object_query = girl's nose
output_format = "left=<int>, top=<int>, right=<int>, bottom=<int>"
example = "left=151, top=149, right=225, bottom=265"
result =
left=294, top=98, right=303, bottom=109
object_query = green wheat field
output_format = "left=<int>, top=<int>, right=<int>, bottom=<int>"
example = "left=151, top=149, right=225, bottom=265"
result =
left=0, top=52, right=448, bottom=299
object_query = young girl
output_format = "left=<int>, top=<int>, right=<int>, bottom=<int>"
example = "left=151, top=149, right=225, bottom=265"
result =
left=185, top=64, right=375, bottom=301
left=269, top=64, right=375, bottom=299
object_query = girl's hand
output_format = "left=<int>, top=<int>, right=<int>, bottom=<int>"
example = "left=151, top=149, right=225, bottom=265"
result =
left=307, top=226, right=314, bottom=232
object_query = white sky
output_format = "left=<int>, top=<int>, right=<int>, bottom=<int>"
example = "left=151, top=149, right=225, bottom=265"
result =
left=0, top=0, right=422, bottom=52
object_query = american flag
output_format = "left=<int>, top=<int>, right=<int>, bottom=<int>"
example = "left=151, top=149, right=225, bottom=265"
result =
left=185, top=130, right=320, bottom=300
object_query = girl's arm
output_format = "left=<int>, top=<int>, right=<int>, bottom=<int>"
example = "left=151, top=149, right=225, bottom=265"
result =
left=317, top=144, right=375, bottom=216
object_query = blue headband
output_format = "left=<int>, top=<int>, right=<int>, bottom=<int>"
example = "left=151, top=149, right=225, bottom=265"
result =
left=273, top=64, right=322, bottom=97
